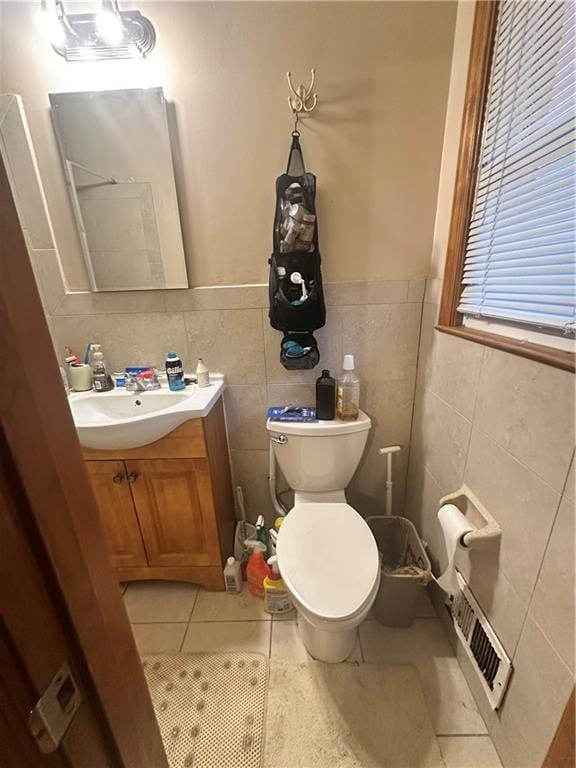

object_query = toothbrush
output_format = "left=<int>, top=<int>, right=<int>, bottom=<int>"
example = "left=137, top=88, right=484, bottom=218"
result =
left=84, top=342, right=94, bottom=365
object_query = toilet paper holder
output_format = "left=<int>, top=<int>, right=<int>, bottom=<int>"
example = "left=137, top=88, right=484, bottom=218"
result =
left=439, top=485, right=501, bottom=550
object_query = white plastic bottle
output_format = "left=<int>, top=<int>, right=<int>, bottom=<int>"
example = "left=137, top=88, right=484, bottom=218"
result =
left=263, top=556, right=293, bottom=615
left=223, top=556, right=243, bottom=593
left=336, top=354, right=360, bottom=421
left=196, top=358, right=210, bottom=388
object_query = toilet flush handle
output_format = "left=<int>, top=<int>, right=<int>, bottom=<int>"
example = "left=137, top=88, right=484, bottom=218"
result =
left=270, top=434, right=288, bottom=445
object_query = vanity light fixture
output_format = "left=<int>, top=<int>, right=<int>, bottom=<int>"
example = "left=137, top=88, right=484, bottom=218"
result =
left=34, top=0, right=156, bottom=61
left=96, top=0, right=124, bottom=46
left=35, top=0, right=66, bottom=46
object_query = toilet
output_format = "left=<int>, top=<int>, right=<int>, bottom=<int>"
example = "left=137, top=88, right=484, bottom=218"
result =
left=267, top=411, right=380, bottom=663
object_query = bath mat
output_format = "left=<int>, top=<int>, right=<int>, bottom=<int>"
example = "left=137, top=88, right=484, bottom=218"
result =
left=143, top=652, right=268, bottom=768
left=264, top=661, right=443, bottom=768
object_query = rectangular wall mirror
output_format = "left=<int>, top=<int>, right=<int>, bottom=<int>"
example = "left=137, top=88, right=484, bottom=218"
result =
left=50, top=87, right=188, bottom=292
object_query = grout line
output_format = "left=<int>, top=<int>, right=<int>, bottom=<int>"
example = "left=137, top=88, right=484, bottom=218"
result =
left=268, top=621, right=273, bottom=659
left=402, top=293, right=426, bottom=515
left=436, top=733, right=494, bottom=738
left=178, top=622, right=189, bottom=653
left=187, top=587, right=200, bottom=623
left=187, top=618, right=271, bottom=624
left=358, top=628, right=365, bottom=663
left=131, top=621, right=189, bottom=625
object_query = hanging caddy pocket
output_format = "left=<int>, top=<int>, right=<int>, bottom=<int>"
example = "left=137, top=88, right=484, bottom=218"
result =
left=268, top=133, right=326, bottom=370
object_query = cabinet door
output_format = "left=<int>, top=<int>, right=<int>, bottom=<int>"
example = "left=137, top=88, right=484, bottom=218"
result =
left=86, top=460, right=148, bottom=568
left=126, top=459, right=221, bottom=567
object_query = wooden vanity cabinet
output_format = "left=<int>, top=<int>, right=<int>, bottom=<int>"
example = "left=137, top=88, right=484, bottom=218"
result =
left=83, top=399, right=235, bottom=590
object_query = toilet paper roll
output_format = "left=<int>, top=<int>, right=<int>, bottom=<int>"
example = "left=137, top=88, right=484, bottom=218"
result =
left=67, top=364, right=93, bottom=392
left=437, top=504, right=474, bottom=595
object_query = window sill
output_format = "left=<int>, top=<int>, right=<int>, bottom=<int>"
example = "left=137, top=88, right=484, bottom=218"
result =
left=435, top=324, right=575, bottom=373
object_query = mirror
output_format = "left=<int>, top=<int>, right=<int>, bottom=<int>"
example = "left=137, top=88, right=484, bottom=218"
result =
left=49, top=87, right=188, bottom=292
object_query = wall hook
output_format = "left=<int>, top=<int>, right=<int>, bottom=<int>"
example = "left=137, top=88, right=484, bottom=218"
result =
left=287, top=68, right=318, bottom=115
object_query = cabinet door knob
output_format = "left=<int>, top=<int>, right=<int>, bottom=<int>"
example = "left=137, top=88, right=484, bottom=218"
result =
left=127, top=472, right=139, bottom=484
left=112, top=473, right=124, bottom=484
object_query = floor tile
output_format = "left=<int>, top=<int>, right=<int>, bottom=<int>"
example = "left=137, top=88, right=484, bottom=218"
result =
left=264, top=661, right=444, bottom=767
left=272, top=608, right=297, bottom=621
left=181, top=621, right=271, bottom=655
left=123, top=580, right=198, bottom=623
left=438, top=736, right=503, bottom=768
left=191, top=587, right=269, bottom=622
left=131, top=623, right=187, bottom=655
left=359, top=619, right=487, bottom=735
left=271, top=621, right=362, bottom=663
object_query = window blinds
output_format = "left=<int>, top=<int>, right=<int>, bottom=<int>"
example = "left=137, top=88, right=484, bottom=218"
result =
left=458, top=0, right=576, bottom=334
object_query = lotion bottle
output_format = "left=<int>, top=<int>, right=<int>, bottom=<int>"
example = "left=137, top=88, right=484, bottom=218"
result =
left=196, top=358, right=210, bottom=387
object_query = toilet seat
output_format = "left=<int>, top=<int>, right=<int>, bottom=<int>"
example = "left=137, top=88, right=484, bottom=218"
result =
left=276, top=502, right=379, bottom=622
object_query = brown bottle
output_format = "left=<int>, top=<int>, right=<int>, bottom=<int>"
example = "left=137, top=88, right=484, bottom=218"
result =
left=315, top=369, right=336, bottom=420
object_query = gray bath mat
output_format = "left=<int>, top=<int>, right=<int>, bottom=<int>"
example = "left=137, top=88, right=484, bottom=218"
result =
left=264, top=661, right=444, bottom=768
left=143, top=652, right=268, bottom=768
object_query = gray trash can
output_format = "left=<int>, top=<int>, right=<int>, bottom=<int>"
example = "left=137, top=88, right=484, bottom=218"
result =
left=367, top=515, right=432, bottom=628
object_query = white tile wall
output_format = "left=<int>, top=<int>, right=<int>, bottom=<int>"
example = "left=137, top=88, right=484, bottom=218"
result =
left=407, top=278, right=575, bottom=768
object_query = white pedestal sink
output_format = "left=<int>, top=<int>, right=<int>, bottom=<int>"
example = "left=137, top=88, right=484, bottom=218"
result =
left=69, top=375, right=226, bottom=450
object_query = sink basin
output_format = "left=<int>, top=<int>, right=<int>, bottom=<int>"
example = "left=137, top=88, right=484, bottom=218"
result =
left=69, top=375, right=225, bottom=450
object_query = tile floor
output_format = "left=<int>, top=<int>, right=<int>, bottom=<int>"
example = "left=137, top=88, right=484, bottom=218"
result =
left=123, top=581, right=503, bottom=768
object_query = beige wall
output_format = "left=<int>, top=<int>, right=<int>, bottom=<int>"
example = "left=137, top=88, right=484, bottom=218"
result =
left=0, top=1, right=455, bottom=289
left=0, top=1, right=457, bottom=529
left=406, top=4, right=575, bottom=767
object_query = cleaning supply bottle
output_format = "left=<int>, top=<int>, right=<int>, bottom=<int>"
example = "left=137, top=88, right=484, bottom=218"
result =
left=263, top=556, right=293, bottom=615
left=336, top=354, right=360, bottom=421
left=223, top=556, right=243, bottom=594
left=255, top=515, right=269, bottom=556
left=165, top=352, right=185, bottom=391
left=89, top=344, right=114, bottom=392
left=315, top=369, right=336, bottom=420
left=196, top=358, right=210, bottom=387
left=245, top=540, right=269, bottom=598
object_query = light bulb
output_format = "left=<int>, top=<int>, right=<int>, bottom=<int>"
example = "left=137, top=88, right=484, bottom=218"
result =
left=35, top=9, right=65, bottom=46
left=96, top=10, right=124, bottom=44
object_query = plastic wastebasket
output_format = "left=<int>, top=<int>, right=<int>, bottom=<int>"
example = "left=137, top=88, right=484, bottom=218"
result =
left=367, top=515, right=432, bottom=628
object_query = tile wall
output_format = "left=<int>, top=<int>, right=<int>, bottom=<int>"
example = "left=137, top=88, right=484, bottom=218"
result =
left=1, top=94, right=424, bottom=525
left=406, top=278, right=575, bottom=768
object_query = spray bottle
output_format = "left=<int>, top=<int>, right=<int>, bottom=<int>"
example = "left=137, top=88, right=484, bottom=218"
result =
left=245, top=540, right=269, bottom=598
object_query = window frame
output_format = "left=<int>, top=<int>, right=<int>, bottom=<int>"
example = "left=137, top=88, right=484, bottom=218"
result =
left=437, top=1, right=575, bottom=373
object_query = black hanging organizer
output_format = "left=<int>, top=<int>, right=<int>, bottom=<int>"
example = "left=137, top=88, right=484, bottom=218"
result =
left=268, top=132, right=326, bottom=370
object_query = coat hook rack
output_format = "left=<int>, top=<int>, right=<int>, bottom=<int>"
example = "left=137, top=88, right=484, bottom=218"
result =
left=287, top=68, right=318, bottom=117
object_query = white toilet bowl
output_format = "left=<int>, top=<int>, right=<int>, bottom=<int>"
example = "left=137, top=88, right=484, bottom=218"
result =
left=276, top=501, right=380, bottom=663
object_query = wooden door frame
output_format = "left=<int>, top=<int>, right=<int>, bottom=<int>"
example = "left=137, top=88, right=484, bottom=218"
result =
left=0, top=148, right=167, bottom=766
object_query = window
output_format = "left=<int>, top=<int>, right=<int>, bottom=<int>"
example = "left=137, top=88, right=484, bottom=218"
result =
left=439, top=1, right=575, bottom=372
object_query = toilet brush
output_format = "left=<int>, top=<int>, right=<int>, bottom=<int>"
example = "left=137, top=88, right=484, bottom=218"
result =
left=234, top=486, right=254, bottom=561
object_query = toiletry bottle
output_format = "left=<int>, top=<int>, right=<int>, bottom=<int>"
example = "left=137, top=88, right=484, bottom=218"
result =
left=196, top=358, right=210, bottom=387
left=223, top=556, right=243, bottom=594
left=59, top=366, right=70, bottom=395
left=90, top=344, right=114, bottom=392
left=263, top=556, right=293, bottom=615
left=336, top=354, right=360, bottom=421
left=245, top=540, right=269, bottom=598
left=165, top=352, right=185, bottom=391
left=315, top=369, right=336, bottom=420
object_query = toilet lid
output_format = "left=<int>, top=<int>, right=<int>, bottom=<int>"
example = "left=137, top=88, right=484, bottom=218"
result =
left=276, top=503, right=379, bottom=621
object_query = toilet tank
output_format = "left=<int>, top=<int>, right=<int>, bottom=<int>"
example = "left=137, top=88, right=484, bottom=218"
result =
left=267, top=411, right=371, bottom=492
